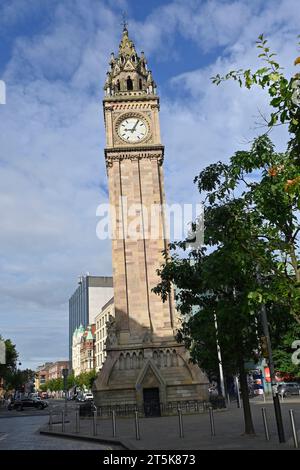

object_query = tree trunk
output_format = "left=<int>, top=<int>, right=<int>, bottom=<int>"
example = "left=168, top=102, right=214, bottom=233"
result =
left=238, top=357, right=255, bottom=435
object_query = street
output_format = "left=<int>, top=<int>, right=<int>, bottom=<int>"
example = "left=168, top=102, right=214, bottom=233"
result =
left=0, top=397, right=299, bottom=450
left=0, top=399, right=115, bottom=450
left=40, top=396, right=300, bottom=450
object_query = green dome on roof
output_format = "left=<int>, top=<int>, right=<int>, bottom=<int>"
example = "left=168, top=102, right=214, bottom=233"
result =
left=86, top=330, right=94, bottom=340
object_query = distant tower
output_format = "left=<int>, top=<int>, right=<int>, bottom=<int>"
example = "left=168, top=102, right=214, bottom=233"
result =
left=93, top=26, right=208, bottom=412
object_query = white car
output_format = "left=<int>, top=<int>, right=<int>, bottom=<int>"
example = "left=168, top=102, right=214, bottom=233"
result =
left=84, top=393, right=94, bottom=401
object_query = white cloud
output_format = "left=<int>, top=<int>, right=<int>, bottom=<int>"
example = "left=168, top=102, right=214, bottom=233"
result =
left=158, top=0, right=298, bottom=204
left=0, top=0, right=298, bottom=369
left=0, top=0, right=119, bottom=368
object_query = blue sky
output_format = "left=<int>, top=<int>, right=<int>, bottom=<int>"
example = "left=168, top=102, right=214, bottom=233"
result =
left=0, top=0, right=299, bottom=370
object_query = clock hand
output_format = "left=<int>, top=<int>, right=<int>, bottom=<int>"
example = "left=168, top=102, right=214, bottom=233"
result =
left=131, top=119, right=139, bottom=132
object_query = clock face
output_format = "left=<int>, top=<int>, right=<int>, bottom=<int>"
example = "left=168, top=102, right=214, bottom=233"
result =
left=118, top=117, right=148, bottom=143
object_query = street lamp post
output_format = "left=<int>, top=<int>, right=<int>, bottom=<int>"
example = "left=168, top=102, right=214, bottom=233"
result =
left=256, top=267, right=285, bottom=443
left=214, top=312, right=226, bottom=399
left=62, top=368, right=69, bottom=416
left=260, top=302, right=285, bottom=443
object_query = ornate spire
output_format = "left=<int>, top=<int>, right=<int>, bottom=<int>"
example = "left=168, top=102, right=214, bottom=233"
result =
left=118, top=27, right=136, bottom=57
left=104, top=26, right=157, bottom=97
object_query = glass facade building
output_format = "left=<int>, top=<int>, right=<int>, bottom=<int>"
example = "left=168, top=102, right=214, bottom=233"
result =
left=69, top=275, right=113, bottom=365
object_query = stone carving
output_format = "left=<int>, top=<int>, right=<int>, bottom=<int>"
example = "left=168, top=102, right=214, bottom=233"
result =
left=142, top=329, right=152, bottom=344
left=103, top=27, right=156, bottom=98
left=151, top=349, right=179, bottom=368
left=105, top=152, right=164, bottom=169
left=116, top=350, right=144, bottom=370
left=105, top=315, right=118, bottom=347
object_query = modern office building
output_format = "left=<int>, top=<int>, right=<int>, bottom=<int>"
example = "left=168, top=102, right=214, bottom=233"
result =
left=69, top=275, right=113, bottom=364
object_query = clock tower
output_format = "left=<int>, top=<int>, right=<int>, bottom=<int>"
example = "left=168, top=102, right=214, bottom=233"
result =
left=93, top=26, right=208, bottom=411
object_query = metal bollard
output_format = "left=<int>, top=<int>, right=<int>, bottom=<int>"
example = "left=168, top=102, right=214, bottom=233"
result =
left=209, top=407, right=216, bottom=436
left=289, top=409, right=299, bottom=449
left=261, top=408, right=270, bottom=441
left=227, top=393, right=230, bottom=407
left=135, top=410, right=141, bottom=440
left=178, top=408, right=184, bottom=438
left=177, top=407, right=184, bottom=438
left=75, top=410, right=80, bottom=433
left=61, top=410, right=65, bottom=433
left=280, top=393, right=284, bottom=403
left=49, top=411, right=53, bottom=431
left=92, top=410, right=97, bottom=436
left=112, top=410, right=116, bottom=437
left=235, top=376, right=241, bottom=408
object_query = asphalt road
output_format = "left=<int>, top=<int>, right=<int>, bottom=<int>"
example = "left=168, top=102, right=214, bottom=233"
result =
left=0, top=400, right=114, bottom=450
left=0, top=398, right=77, bottom=418
left=0, top=415, right=114, bottom=450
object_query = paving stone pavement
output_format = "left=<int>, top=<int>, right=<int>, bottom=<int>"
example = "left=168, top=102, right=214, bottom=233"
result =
left=40, top=397, right=300, bottom=450
left=0, top=415, right=119, bottom=450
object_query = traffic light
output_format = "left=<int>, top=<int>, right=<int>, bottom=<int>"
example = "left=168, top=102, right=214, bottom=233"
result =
left=260, top=336, right=269, bottom=358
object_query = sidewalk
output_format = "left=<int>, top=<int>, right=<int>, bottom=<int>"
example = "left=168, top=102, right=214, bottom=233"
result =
left=40, top=399, right=300, bottom=450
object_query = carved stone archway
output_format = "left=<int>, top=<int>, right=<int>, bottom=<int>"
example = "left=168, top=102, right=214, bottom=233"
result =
left=135, top=359, right=166, bottom=407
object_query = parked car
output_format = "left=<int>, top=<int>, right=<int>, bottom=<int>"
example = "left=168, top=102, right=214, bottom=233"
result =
left=277, top=382, right=300, bottom=397
left=33, top=396, right=44, bottom=402
left=8, top=397, right=48, bottom=411
left=79, top=400, right=97, bottom=417
left=84, top=393, right=94, bottom=401
left=76, top=394, right=85, bottom=402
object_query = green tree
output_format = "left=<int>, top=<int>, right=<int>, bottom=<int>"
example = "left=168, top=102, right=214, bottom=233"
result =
left=270, top=311, right=300, bottom=376
left=39, top=383, right=47, bottom=392
left=67, top=372, right=76, bottom=390
left=75, top=370, right=97, bottom=390
left=0, top=336, right=19, bottom=391
left=44, top=378, right=63, bottom=392
left=154, top=36, right=300, bottom=435
left=155, top=203, right=264, bottom=434
left=0, top=337, right=37, bottom=392
left=212, top=35, right=300, bottom=323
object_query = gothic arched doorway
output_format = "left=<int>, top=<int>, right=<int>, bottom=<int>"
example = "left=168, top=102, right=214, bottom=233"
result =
left=143, top=387, right=161, bottom=417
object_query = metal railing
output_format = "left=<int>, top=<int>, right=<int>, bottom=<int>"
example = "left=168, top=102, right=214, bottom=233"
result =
left=94, top=399, right=209, bottom=417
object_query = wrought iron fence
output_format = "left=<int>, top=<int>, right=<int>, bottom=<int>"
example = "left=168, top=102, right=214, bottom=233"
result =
left=94, top=400, right=210, bottom=417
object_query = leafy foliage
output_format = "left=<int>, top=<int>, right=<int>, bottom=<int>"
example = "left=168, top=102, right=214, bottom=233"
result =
left=212, top=34, right=300, bottom=159
left=154, top=36, right=300, bottom=434
left=0, top=336, right=19, bottom=390
left=41, top=370, right=97, bottom=392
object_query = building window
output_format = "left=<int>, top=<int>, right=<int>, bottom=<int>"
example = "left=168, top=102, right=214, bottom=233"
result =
left=127, top=76, right=133, bottom=91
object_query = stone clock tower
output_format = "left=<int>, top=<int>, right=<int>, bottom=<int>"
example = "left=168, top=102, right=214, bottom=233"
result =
left=93, top=26, right=208, bottom=412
